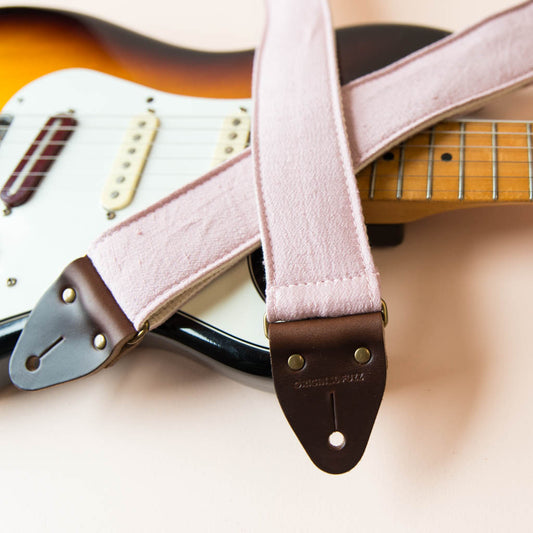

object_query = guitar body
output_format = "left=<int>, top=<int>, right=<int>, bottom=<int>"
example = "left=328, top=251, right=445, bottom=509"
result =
left=0, top=7, right=451, bottom=377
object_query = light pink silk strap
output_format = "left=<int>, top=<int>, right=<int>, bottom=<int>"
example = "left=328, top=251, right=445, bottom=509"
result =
left=88, top=0, right=533, bottom=330
left=252, top=0, right=380, bottom=323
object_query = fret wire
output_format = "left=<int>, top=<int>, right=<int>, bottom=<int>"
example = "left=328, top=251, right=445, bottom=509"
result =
left=396, top=143, right=405, bottom=200
left=492, top=122, right=498, bottom=201
left=526, top=122, right=533, bottom=200
left=426, top=128, right=435, bottom=199
left=369, top=161, right=377, bottom=199
left=459, top=123, right=465, bottom=200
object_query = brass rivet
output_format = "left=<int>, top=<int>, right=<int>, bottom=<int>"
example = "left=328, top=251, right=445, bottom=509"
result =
left=6, top=277, right=17, bottom=287
left=354, top=347, right=371, bottom=364
left=93, top=334, right=107, bottom=350
left=61, top=287, right=76, bottom=303
left=288, top=353, right=305, bottom=371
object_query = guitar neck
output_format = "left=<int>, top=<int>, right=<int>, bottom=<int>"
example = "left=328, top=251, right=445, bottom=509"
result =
left=359, top=119, right=533, bottom=223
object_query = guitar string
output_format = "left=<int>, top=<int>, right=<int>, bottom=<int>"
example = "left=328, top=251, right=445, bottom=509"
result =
left=7, top=185, right=533, bottom=195
left=0, top=126, right=532, bottom=136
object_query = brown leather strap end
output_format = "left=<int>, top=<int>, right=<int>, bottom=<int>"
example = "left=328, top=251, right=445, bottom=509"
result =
left=269, top=312, right=386, bottom=474
left=9, top=256, right=137, bottom=390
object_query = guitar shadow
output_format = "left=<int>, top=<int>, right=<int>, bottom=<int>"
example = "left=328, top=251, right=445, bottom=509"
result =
left=372, top=204, right=533, bottom=475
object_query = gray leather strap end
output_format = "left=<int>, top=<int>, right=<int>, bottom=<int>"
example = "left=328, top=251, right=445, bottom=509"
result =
left=9, top=256, right=137, bottom=390
left=269, top=312, right=387, bottom=475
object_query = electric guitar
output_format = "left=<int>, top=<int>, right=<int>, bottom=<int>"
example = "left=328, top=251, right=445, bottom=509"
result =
left=1, top=7, right=532, bottom=382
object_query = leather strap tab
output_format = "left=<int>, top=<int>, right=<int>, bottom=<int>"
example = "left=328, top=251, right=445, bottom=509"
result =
left=269, top=312, right=386, bottom=474
left=9, top=256, right=136, bottom=390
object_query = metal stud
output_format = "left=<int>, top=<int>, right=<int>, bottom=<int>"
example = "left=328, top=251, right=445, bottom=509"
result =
left=381, top=299, right=389, bottom=327
left=288, top=353, right=305, bottom=371
left=2, top=206, right=11, bottom=216
left=61, top=287, right=76, bottom=303
left=93, top=334, right=107, bottom=350
left=106, top=211, right=116, bottom=220
left=354, top=347, right=371, bottom=365
left=6, top=277, right=17, bottom=287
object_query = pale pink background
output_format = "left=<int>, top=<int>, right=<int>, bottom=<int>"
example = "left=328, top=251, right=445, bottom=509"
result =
left=1, top=1, right=532, bottom=531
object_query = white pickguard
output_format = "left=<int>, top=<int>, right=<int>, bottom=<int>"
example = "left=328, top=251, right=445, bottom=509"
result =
left=0, top=68, right=267, bottom=347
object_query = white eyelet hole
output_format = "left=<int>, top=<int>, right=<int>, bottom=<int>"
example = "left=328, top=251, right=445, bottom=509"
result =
left=328, top=431, right=346, bottom=450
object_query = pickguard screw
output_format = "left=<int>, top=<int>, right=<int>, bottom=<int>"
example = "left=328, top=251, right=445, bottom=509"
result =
left=288, top=353, right=305, bottom=371
left=61, top=287, right=76, bottom=304
left=232, top=118, right=241, bottom=126
left=93, top=334, right=107, bottom=350
left=146, top=96, right=154, bottom=103
left=354, top=347, right=371, bottom=364
left=107, top=211, right=116, bottom=220
left=224, top=146, right=234, bottom=154
left=6, top=277, right=17, bottom=287
left=3, top=206, right=11, bottom=216
left=228, top=132, right=237, bottom=140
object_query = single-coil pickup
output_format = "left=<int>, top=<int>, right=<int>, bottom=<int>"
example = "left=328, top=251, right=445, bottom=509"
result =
left=1, top=113, right=76, bottom=208
left=211, top=108, right=250, bottom=168
left=101, top=113, right=159, bottom=211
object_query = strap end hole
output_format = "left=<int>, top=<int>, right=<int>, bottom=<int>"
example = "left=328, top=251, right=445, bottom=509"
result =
left=328, top=431, right=346, bottom=450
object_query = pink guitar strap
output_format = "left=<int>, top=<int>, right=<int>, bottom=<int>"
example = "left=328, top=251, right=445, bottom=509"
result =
left=9, top=0, right=533, bottom=472
left=252, top=0, right=384, bottom=474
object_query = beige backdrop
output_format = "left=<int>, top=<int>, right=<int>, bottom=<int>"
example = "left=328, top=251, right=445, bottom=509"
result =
left=1, top=1, right=532, bottom=532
